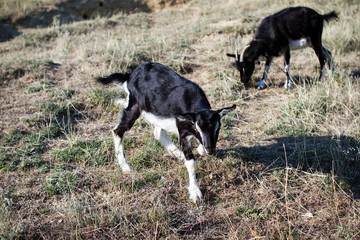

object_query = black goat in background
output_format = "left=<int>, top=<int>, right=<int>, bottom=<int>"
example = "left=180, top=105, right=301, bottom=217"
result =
left=227, top=7, right=338, bottom=89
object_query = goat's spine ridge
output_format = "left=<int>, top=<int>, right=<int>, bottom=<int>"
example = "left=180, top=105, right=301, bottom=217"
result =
left=96, top=73, right=131, bottom=85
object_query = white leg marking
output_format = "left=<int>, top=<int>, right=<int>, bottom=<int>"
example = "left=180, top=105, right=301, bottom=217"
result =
left=112, top=129, right=132, bottom=172
left=263, top=64, right=270, bottom=81
left=322, top=47, right=335, bottom=72
left=193, top=136, right=205, bottom=156
left=284, top=64, right=294, bottom=89
left=196, top=144, right=206, bottom=156
left=184, top=159, right=203, bottom=202
left=154, top=127, right=184, bottom=160
left=195, top=122, right=211, bottom=155
left=256, top=64, right=270, bottom=90
left=319, top=67, right=325, bottom=82
left=284, top=64, right=290, bottom=73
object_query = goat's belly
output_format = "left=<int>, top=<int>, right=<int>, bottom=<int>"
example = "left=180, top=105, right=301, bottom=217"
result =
left=141, top=111, right=178, bottom=134
left=289, top=38, right=311, bottom=50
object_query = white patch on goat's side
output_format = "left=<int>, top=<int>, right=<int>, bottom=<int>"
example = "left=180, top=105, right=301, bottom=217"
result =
left=142, top=111, right=178, bottom=134
left=289, top=38, right=311, bottom=50
left=184, top=159, right=202, bottom=202
left=111, top=130, right=132, bottom=172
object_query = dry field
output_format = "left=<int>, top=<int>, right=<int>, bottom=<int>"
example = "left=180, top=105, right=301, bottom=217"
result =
left=1, top=0, right=359, bottom=239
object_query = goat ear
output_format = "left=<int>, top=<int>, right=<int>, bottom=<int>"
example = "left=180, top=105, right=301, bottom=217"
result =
left=227, top=53, right=241, bottom=60
left=176, top=113, right=196, bottom=124
left=217, top=104, right=236, bottom=117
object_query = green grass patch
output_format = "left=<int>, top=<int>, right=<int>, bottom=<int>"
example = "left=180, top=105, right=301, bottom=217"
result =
left=131, top=139, right=165, bottom=171
left=124, top=170, right=162, bottom=193
left=0, top=128, right=58, bottom=172
left=87, top=88, right=125, bottom=112
left=44, top=171, right=79, bottom=195
left=51, top=139, right=112, bottom=166
left=236, top=205, right=265, bottom=220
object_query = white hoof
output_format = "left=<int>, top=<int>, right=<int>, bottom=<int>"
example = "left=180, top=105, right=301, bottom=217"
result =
left=255, top=80, right=266, bottom=90
left=189, top=185, right=203, bottom=203
left=119, top=161, right=133, bottom=173
left=284, top=81, right=294, bottom=89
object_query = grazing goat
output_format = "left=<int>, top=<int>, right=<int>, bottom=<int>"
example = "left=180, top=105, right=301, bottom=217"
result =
left=97, top=62, right=236, bottom=202
left=227, top=6, right=338, bottom=89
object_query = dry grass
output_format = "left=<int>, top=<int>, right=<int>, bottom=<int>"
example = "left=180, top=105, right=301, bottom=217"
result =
left=0, top=0, right=63, bottom=21
left=1, top=0, right=360, bottom=239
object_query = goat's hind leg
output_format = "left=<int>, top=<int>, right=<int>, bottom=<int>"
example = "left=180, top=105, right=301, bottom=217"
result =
left=283, top=50, right=294, bottom=89
left=113, top=104, right=140, bottom=172
left=322, top=47, right=335, bottom=72
left=311, top=35, right=327, bottom=81
left=154, top=127, right=184, bottom=159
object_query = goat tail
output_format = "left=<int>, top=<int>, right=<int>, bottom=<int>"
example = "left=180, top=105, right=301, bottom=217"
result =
left=96, top=73, right=131, bottom=85
left=323, top=11, right=338, bottom=22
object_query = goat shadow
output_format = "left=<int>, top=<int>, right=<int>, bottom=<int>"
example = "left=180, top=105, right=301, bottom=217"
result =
left=216, top=135, right=360, bottom=199
left=243, top=75, right=314, bottom=90
left=350, top=70, right=360, bottom=79
left=0, top=0, right=155, bottom=42
left=0, top=23, right=21, bottom=42
left=1, top=0, right=153, bottom=30
left=275, top=75, right=314, bottom=89
left=288, top=74, right=314, bottom=86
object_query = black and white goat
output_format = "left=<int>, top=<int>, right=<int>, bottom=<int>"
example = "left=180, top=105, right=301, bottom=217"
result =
left=227, top=6, right=338, bottom=89
left=97, top=62, right=235, bottom=202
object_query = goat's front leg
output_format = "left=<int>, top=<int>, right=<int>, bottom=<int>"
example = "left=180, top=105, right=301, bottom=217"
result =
left=180, top=135, right=202, bottom=203
left=283, top=50, right=294, bottom=89
left=256, top=57, right=272, bottom=90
